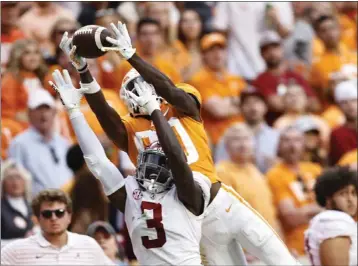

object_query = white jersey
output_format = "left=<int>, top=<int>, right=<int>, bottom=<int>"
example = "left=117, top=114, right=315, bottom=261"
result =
left=124, top=173, right=210, bottom=265
left=305, top=210, right=357, bottom=266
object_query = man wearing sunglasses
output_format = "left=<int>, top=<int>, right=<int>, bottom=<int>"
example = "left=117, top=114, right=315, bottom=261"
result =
left=1, top=189, right=114, bottom=265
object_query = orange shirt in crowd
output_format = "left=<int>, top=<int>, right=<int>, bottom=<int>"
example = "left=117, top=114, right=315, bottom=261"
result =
left=1, top=118, right=25, bottom=160
left=310, top=44, right=357, bottom=109
left=189, top=67, right=246, bottom=145
left=113, top=56, right=181, bottom=94
left=267, top=162, right=322, bottom=256
left=1, top=28, right=25, bottom=73
left=338, top=148, right=357, bottom=166
left=216, top=161, right=281, bottom=232
left=161, top=40, right=192, bottom=78
left=320, top=104, right=345, bottom=129
left=1, top=71, right=39, bottom=122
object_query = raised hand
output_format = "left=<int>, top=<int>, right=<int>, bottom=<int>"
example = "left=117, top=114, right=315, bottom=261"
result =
left=127, top=80, right=160, bottom=115
left=101, top=21, right=136, bottom=60
left=59, top=32, right=87, bottom=72
left=49, top=69, right=88, bottom=113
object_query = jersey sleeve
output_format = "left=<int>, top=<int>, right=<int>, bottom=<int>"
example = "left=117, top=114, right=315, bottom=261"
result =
left=192, top=171, right=211, bottom=209
left=316, top=212, right=355, bottom=244
left=175, top=83, right=202, bottom=106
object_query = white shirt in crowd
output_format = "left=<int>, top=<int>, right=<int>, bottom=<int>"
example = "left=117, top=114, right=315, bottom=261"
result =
left=1, top=231, right=114, bottom=265
left=305, top=210, right=357, bottom=266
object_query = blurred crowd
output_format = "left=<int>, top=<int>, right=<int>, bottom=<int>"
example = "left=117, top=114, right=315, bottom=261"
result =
left=1, top=1, right=357, bottom=265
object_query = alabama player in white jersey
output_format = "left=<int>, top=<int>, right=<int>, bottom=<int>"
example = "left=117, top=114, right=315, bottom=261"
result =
left=305, top=166, right=357, bottom=266
left=50, top=70, right=210, bottom=265
left=59, top=22, right=300, bottom=265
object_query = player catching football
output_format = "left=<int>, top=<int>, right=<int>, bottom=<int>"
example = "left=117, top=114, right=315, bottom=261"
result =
left=59, top=22, right=299, bottom=265
left=50, top=70, right=210, bottom=265
left=305, top=166, right=357, bottom=266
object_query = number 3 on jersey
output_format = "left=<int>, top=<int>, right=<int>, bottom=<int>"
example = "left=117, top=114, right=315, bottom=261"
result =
left=134, top=118, right=199, bottom=164
left=141, top=201, right=166, bottom=249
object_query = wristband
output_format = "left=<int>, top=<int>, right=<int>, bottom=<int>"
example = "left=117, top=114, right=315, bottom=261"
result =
left=80, top=78, right=101, bottom=94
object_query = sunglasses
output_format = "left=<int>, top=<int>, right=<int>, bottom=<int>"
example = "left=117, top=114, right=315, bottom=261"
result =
left=40, top=209, right=66, bottom=219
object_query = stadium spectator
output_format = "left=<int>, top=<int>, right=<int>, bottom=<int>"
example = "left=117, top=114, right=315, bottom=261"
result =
left=177, top=9, right=204, bottom=81
left=1, top=2, right=25, bottom=74
left=46, top=18, right=80, bottom=66
left=87, top=221, right=129, bottom=266
left=114, top=18, right=180, bottom=92
left=305, top=167, right=357, bottom=266
left=310, top=15, right=357, bottom=110
left=95, top=9, right=125, bottom=90
left=253, top=30, right=320, bottom=125
left=1, top=189, right=114, bottom=265
left=78, top=2, right=110, bottom=27
left=189, top=32, right=246, bottom=148
left=216, top=87, right=280, bottom=174
left=1, top=39, right=48, bottom=125
left=212, top=2, right=265, bottom=80
left=1, top=159, right=33, bottom=242
left=283, top=2, right=315, bottom=77
left=216, top=123, right=282, bottom=234
left=145, top=2, right=189, bottom=80
left=329, top=80, right=357, bottom=165
left=19, top=2, right=75, bottom=57
left=334, top=2, right=357, bottom=53
left=8, top=89, right=73, bottom=197
left=274, top=85, right=330, bottom=148
left=294, top=116, right=328, bottom=166
left=1, top=118, right=24, bottom=160
left=175, top=2, right=214, bottom=32
left=267, top=127, right=322, bottom=256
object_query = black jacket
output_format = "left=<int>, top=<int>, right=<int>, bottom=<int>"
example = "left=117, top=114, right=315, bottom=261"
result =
left=1, top=198, right=33, bottom=239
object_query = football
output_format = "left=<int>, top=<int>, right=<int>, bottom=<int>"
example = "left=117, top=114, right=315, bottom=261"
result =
left=72, top=25, right=114, bottom=58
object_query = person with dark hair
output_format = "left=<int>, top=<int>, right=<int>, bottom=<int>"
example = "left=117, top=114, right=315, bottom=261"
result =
left=310, top=14, right=357, bottom=110
left=113, top=17, right=180, bottom=91
left=1, top=189, right=114, bottom=265
left=305, top=167, right=357, bottom=266
left=177, top=9, right=204, bottom=81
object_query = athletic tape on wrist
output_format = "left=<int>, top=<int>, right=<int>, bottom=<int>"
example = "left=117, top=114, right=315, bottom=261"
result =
left=80, top=78, right=101, bottom=94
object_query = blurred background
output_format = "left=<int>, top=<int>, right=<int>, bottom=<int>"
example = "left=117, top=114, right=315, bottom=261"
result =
left=1, top=1, right=357, bottom=265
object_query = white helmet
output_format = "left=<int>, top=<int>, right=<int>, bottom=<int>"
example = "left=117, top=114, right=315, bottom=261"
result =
left=120, top=68, right=163, bottom=117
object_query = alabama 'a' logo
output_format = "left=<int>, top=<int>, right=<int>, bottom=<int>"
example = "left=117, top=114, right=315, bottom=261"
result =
left=133, top=189, right=143, bottom=200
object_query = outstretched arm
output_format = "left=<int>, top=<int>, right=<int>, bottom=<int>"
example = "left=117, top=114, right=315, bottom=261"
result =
left=58, top=31, right=128, bottom=152
left=50, top=69, right=127, bottom=212
left=104, top=22, right=200, bottom=120
left=80, top=69, right=129, bottom=152
left=127, top=54, right=200, bottom=120
left=127, top=81, right=204, bottom=215
left=151, top=109, right=204, bottom=215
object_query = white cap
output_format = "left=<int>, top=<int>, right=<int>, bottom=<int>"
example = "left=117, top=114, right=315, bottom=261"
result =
left=28, top=89, right=55, bottom=109
left=334, top=79, right=357, bottom=103
left=294, top=115, right=320, bottom=133
left=259, top=30, right=281, bottom=48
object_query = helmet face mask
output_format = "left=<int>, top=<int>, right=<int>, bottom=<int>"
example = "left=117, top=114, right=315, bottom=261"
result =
left=120, top=69, right=163, bottom=117
left=136, top=147, right=173, bottom=195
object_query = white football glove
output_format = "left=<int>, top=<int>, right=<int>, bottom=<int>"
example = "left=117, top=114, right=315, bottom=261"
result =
left=59, top=32, right=88, bottom=72
left=127, top=80, right=160, bottom=115
left=102, top=21, right=136, bottom=60
left=49, top=69, right=88, bottom=118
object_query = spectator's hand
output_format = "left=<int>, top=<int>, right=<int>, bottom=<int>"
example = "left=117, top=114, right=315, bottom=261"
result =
left=59, top=32, right=88, bottom=72
left=49, top=69, right=88, bottom=113
left=127, top=80, right=160, bottom=115
left=102, top=21, right=136, bottom=60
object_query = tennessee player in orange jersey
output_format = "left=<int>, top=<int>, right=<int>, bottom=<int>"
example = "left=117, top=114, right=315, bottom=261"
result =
left=59, top=21, right=300, bottom=265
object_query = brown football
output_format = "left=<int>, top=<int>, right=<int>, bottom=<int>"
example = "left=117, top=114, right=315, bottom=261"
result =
left=72, top=25, right=114, bottom=58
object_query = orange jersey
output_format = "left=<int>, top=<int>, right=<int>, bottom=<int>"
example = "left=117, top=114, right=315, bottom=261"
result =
left=121, top=83, right=219, bottom=184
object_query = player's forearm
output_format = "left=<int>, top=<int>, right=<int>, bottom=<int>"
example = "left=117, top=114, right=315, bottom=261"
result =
left=151, top=110, right=190, bottom=173
left=79, top=69, right=129, bottom=151
left=127, top=53, right=175, bottom=99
